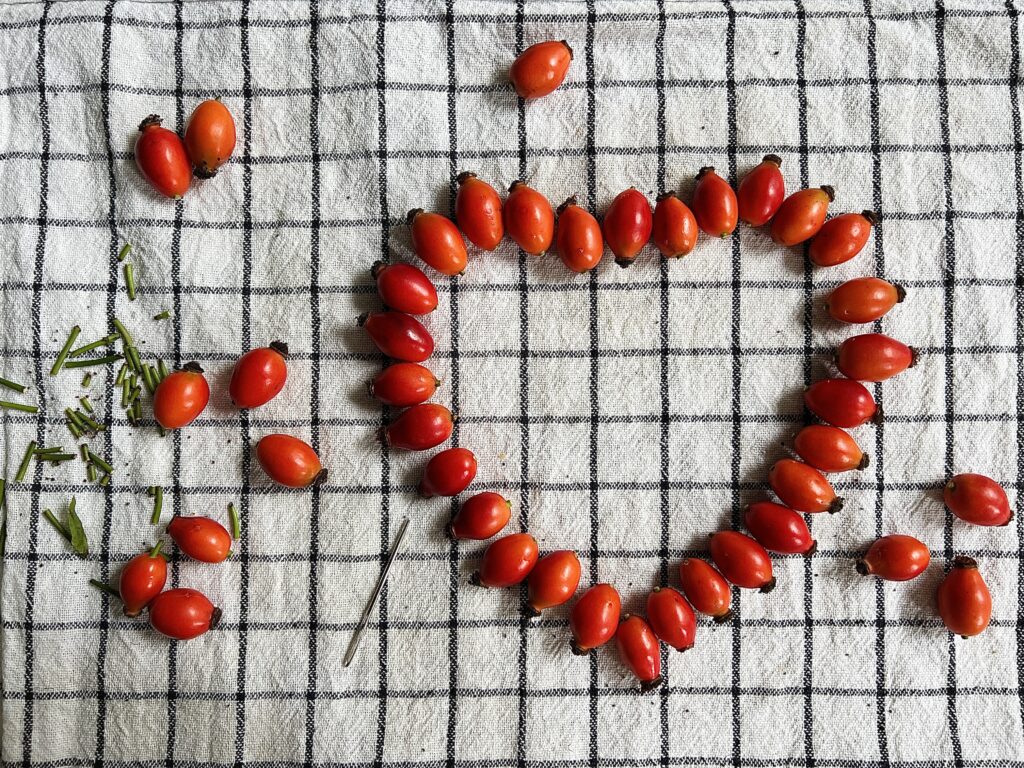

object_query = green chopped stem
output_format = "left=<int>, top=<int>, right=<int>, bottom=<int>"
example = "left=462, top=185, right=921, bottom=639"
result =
left=15, top=441, right=36, bottom=482
left=42, top=509, right=71, bottom=541
left=89, top=578, right=121, bottom=598
left=81, top=373, right=93, bottom=387
left=121, top=378, right=130, bottom=408
left=99, top=474, right=111, bottom=487
left=0, top=400, right=38, bottom=414
left=153, top=310, right=171, bottom=320
left=228, top=502, right=240, bottom=540
left=35, top=446, right=63, bottom=455
left=117, top=243, right=132, bottom=262
left=150, top=540, right=163, bottom=557
left=112, top=318, right=134, bottom=347
left=87, top=450, right=113, bottom=474
left=79, top=396, right=94, bottom=413
left=79, top=444, right=89, bottom=461
left=141, top=365, right=158, bottom=395
left=124, top=263, right=136, bottom=301
left=75, top=411, right=103, bottom=432
left=65, top=408, right=87, bottom=430
left=64, top=354, right=123, bottom=369
left=157, top=359, right=169, bottom=381
left=0, top=478, right=5, bottom=512
left=127, top=385, right=141, bottom=405
left=50, top=326, right=81, bottom=376
left=0, top=376, right=27, bottom=393
left=115, top=364, right=127, bottom=386
left=86, top=464, right=97, bottom=482
left=151, top=486, right=163, bottom=525
left=37, top=452, right=75, bottom=463
left=69, top=334, right=118, bottom=358
left=125, top=345, right=142, bottom=373
left=67, top=421, right=83, bottom=439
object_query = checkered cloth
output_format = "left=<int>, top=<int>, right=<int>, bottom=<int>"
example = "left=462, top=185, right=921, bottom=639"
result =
left=2, top=0, right=1024, bottom=764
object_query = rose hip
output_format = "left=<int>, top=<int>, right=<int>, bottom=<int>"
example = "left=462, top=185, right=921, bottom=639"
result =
left=743, top=501, right=816, bottom=555
left=167, top=515, right=232, bottom=563
left=678, top=558, right=732, bottom=621
left=471, top=532, right=539, bottom=587
left=793, top=424, right=868, bottom=473
left=709, top=531, right=776, bottom=592
left=149, top=588, right=221, bottom=641
left=229, top=342, right=288, bottom=409
left=944, top=473, right=1013, bottom=527
left=381, top=403, right=454, bottom=451
left=372, top=261, right=438, bottom=315
left=937, top=556, right=992, bottom=637
left=569, top=583, right=621, bottom=655
left=408, top=209, right=467, bottom=276
left=153, top=362, right=210, bottom=429
left=646, top=587, right=696, bottom=652
left=770, top=186, right=834, bottom=246
left=455, top=172, right=504, bottom=250
left=504, top=181, right=554, bottom=255
left=510, top=40, right=573, bottom=99
left=804, top=378, right=878, bottom=428
left=826, top=277, right=904, bottom=324
left=836, top=333, right=915, bottom=382
left=616, top=615, right=662, bottom=692
left=256, top=434, right=326, bottom=488
left=768, top=458, right=841, bottom=513
left=449, top=492, right=511, bottom=540
left=359, top=311, right=434, bottom=362
left=368, top=362, right=440, bottom=407
left=651, top=192, right=698, bottom=258
left=856, top=535, right=930, bottom=581
left=692, top=166, right=738, bottom=238
left=556, top=197, right=604, bottom=273
left=737, top=154, right=785, bottom=226
left=419, top=447, right=477, bottom=497
left=526, top=550, right=581, bottom=616
left=603, top=188, right=652, bottom=267
left=135, top=114, right=192, bottom=198
left=809, top=210, right=876, bottom=267
left=183, top=99, right=236, bottom=179
left=118, top=543, right=167, bottom=617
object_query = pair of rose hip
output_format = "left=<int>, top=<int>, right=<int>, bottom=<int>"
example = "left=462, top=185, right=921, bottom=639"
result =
left=112, top=343, right=327, bottom=640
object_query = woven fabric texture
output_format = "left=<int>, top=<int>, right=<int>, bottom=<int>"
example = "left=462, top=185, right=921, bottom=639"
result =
left=2, top=0, right=1024, bottom=765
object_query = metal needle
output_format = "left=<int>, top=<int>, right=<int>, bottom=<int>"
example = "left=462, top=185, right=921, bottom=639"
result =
left=343, top=517, right=410, bottom=667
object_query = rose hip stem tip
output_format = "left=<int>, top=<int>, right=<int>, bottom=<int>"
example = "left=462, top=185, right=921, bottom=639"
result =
left=806, top=540, right=819, bottom=557
left=862, top=209, right=878, bottom=225
left=182, top=361, right=204, bottom=374
left=640, top=675, right=664, bottom=693
left=820, top=185, right=836, bottom=202
left=952, top=555, right=979, bottom=570
left=560, top=40, right=574, bottom=59
left=829, top=498, right=845, bottom=514
left=696, top=166, right=715, bottom=179
left=311, top=468, right=328, bottom=488
left=557, top=195, right=579, bottom=214
left=508, top=179, right=526, bottom=193
left=895, top=285, right=907, bottom=303
left=855, top=559, right=872, bottom=576
left=859, top=454, right=871, bottom=470
left=569, top=638, right=591, bottom=656
left=763, top=153, right=783, bottom=166
left=370, top=260, right=388, bottom=278
left=713, top=610, right=734, bottom=624
left=469, top=571, right=483, bottom=587
left=138, top=114, right=162, bottom=132
left=524, top=603, right=542, bottom=619
left=759, top=577, right=777, bottom=594
left=406, top=208, right=424, bottom=224
left=656, top=191, right=677, bottom=202
left=614, top=257, right=634, bottom=268
left=456, top=170, right=476, bottom=185
left=209, top=606, right=223, bottom=630
left=269, top=340, right=289, bottom=356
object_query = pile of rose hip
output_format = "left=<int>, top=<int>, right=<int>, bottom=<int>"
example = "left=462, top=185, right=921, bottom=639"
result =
left=358, top=39, right=1015, bottom=691
left=99, top=341, right=328, bottom=640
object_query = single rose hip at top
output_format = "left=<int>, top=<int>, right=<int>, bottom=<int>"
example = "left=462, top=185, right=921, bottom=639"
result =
left=793, top=424, right=868, bottom=473
left=449, top=492, right=511, bottom=540
left=510, top=40, right=573, bottom=99
left=770, top=185, right=834, bottom=246
left=556, top=197, right=604, bottom=273
left=504, top=181, right=554, bottom=255
left=709, top=530, right=776, bottom=592
left=167, top=515, right=232, bottom=563
left=646, top=587, right=696, bottom=652
left=149, top=588, right=221, bottom=641
left=256, top=434, right=326, bottom=488
left=153, top=362, right=210, bottom=429
left=471, top=532, right=539, bottom=587
left=737, top=154, right=785, bottom=226
left=408, top=209, right=467, bottom=276
left=135, top=114, right=192, bottom=198
left=455, top=172, right=504, bottom=250
left=768, top=458, right=841, bottom=513
left=836, top=333, right=915, bottom=382
left=937, top=556, right=992, bottom=637
left=371, top=261, right=438, bottom=315
left=381, top=403, right=454, bottom=451
left=526, top=550, right=581, bottom=616
left=743, top=501, right=816, bottom=555
left=616, top=615, right=663, bottom=692
left=229, top=341, right=288, bottom=409
left=358, top=311, right=434, bottom=362
left=692, top=166, right=738, bottom=238
left=826, top=277, right=905, bottom=324
left=651, top=192, right=698, bottom=258
left=944, top=473, right=1013, bottom=526
left=809, top=210, right=876, bottom=267
left=677, top=558, right=732, bottom=622
left=368, top=362, right=439, bottom=407
left=569, top=583, right=621, bottom=655
left=804, top=378, right=878, bottom=428
left=856, top=535, right=930, bottom=581
left=118, top=543, right=167, bottom=617
left=183, top=98, right=236, bottom=179
left=602, top=187, right=652, bottom=267
left=419, top=447, right=477, bottom=498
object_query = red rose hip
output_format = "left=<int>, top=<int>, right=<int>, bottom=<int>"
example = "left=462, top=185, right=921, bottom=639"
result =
left=135, top=114, right=192, bottom=198
left=455, top=172, right=504, bottom=250
left=510, top=40, right=572, bottom=99
left=937, top=556, right=992, bottom=637
left=368, top=363, right=440, bottom=407
left=526, top=550, right=581, bottom=616
left=569, top=583, right=621, bottom=655
left=826, top=277, right=905, bottom=324
left=149, top=588, right=221, bottom=641
left=743, top=501, right=816, bottom=555
left=359, top=311, right=434, bottom=362
left=118, top=543, right=167, bottom=617
left=856, top=535, right=930, bottom=581
left=449, top=492, right=511, bottom=540
left=381, top=403, right=453, bottom=451
left=256, top=434, right=326, bottom=488
left=771, top=186, right=834, bottom=246
left=646, top=587, right=696, bottom=652
left=616, top=615, right=662, bottom=692
left=692, top=166, right=738, bottom=238
left=504, top=181, right=554, bottom=255
left=603, top=188, right=652, bottom=267
left=419, top=447, right=477, bottom=497
left=944, top=473, right=1013, bottom=527
left=651, top=192, right=698, bottom=258
left=471, top=532, right=539, bottom=588
left=167, top=515, right=233, bottom=563
left=556, top=197, right=603, bottom=273
left=677, top=558, right=732, bottom=622
left=768, top=459, right=841, bottom=513
left=408, top=210, right=467, bottom=276
left=183, top=99, right=236, bottom=179
left=792, top=424, right=868, bottom=473
left=372, top=261, right=438, bottom=315
left=809, top=210, right=876, bottom=267
left=153, top=362, right=210, bottom=429
left=804, top=378, right=878, bottom=428
left=229, top=342, right=288, bottom=409
left=709, top=531, right=776, bottom=592
left=737, top=154, right=785, bottom=226
left=836, top=333, right=915, bottom=382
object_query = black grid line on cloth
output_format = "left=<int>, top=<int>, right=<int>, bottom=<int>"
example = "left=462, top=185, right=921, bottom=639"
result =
left=233, top=0, right=255, bottom=759
left=863, top=0, right=890, bottom=758
left=934, top=2, right=965, bottom=763
left=8, top=760, right=1024, bottom=768
left=19, top=1, right=52, bottom=762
